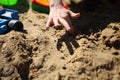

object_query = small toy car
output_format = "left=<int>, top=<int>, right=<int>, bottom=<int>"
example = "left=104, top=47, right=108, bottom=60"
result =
left=0, top=8, right=23, bottom=34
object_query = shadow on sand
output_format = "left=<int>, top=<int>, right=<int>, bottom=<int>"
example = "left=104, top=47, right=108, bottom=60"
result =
left=57, top=0, right=120, bottom=55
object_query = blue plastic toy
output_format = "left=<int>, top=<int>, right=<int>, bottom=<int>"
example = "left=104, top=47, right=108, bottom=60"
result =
left=0, top=8, right=23, bottom=34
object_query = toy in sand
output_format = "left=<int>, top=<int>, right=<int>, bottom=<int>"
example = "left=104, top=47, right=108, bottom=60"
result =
left=0, top=0, right=18, bottom=6
left=31, top=0, right=68, bottom=14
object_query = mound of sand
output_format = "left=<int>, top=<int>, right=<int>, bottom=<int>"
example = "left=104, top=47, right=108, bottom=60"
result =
left=0, top=0, right=120, bottom=80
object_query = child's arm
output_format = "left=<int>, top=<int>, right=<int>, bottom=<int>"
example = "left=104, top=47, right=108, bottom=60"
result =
left=46, top=0, right=80, bottom=33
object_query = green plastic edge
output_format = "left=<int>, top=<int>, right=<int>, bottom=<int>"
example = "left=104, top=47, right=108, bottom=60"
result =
left=31, top=3, right=49, bottom=14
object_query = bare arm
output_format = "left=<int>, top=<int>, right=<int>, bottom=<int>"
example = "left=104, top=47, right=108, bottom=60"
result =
left=46, top=0, right=80, bottom=33
left=49, top=0, right=62, bottom=7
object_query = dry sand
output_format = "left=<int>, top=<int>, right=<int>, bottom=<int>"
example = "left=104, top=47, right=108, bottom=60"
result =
left=0, top=0, right=120, bottom=80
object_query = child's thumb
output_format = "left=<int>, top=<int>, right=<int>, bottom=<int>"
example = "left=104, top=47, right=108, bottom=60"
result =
left=69, top=11, right=80, bottom=19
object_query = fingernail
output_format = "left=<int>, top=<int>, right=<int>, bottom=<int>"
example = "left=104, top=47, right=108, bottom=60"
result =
left=46, top=27, right=49, bottom=30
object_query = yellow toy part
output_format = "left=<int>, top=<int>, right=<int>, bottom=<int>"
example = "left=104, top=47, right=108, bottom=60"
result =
left=34, top=0, right=49, bottom=7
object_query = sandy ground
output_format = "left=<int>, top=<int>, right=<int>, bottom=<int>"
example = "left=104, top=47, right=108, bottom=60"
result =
left=0, top=0, right=120, bottom=80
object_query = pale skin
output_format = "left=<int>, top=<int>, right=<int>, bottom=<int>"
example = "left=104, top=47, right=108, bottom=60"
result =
left=46, top=0, right=80, bottom=33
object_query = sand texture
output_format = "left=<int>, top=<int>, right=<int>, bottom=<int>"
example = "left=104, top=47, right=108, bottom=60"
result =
left=0, top=0, right=120, bottom=80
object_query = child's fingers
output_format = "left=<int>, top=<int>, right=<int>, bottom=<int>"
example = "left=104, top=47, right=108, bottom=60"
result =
left=59, top=18, right=73, bottom=33
left=69, top=10, right=80, bottom=19
left=53, top=18, right=61, bottom=28
left=45, top=17, right=53, bottom=29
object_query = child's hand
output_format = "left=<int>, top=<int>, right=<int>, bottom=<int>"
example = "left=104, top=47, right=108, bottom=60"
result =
left=46, top=5, right=80, bottom=33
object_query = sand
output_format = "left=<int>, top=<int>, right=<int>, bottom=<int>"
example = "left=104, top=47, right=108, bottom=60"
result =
left=0, top=0, right=120, bottom=80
